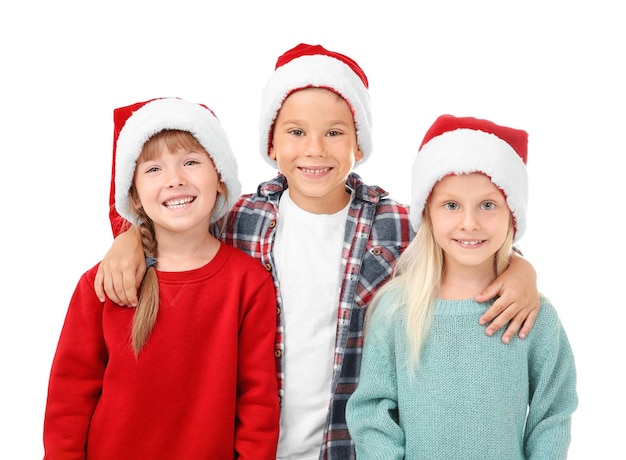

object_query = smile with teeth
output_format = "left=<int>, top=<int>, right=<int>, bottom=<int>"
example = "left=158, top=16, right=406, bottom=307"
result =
left=163, top=196, right=195, bottom=208
left=300, top=167, right=330, bottom=175
left=455, top=239, right=485, bottom=245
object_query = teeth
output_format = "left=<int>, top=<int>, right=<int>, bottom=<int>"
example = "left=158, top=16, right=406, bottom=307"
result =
left=458, top=240, right=482, bottom=245
left=301, top=167, right=330, bottom=174
left=164, top=197, right=193, bottom=208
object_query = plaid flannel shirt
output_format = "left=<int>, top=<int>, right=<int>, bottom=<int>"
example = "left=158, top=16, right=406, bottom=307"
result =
left=218, top=172, right=412, bottom=459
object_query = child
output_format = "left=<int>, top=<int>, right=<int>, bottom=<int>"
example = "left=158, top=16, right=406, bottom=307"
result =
left=94, top=45, right=541, bottom=459
left=43, top=98, right=280, bottom=459
left=345, top=115, right=578, bottom=459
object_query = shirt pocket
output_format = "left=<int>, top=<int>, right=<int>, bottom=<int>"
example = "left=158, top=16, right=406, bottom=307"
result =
left=355, top=244, right=403, bottom=309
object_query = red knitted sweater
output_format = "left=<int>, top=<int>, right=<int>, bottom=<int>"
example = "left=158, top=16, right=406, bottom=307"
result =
left=43, top=244, right=279, bottom=459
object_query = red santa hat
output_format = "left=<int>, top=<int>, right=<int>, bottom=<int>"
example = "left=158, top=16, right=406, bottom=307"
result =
left=410, top=114, right=529, bottom=242
left=109, top=97, right=241, bottom=236
left=259, top=43, right=372, bottom=168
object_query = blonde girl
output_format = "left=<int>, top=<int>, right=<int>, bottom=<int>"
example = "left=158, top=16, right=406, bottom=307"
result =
left=346, top=115, right=577, bottom=460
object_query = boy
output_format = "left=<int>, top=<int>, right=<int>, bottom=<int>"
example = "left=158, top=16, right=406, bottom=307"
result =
left=96, top=44, right=539, bottom=459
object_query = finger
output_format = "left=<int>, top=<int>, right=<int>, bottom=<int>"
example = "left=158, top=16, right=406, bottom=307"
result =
left=94, top=265, right=106, bottom=302
left=103, top=272, right=123, bottom=305
left=114, top=273, right=134, bottom=307
left=500, top=311, right=527, bottom=344
left=479, top=296, right=507, bottom=327
left=517, top=308, right=539, bottom=339
left=475, top=280, right=503, bottom=303
left=483, top=300, right=517, bottom=337
left=123, top=267, right=143, bottom=307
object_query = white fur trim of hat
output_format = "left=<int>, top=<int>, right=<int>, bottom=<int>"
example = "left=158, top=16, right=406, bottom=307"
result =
left=114, top=97, right=241, bottom=224
left=259, top=43, right=372, bottom=168
left=410, top=115, right=529, bottom=242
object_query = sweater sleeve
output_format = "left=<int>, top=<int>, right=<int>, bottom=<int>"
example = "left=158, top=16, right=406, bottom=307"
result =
left=524, top=298, right=578, bottom=459
left=43, top=266, right=109, bottom=460
left=234, top=272, right=280, bottom=459
left=346, top=293, right=405, bottom=460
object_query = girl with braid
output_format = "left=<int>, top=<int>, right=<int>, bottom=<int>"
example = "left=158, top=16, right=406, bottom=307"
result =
left=43, top=98, right=279, bottom=459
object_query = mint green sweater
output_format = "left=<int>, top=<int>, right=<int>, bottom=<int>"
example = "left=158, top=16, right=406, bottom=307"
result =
left=346, top=293, right=577, bottom=459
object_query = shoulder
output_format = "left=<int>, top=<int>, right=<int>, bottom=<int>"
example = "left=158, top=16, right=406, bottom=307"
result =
left=370, top=283, right=406, bottom=322
left=535, top=295, right=562, bottom=327
left=348, top=174, right=411, bottom=222
left=365, top=285, right=407, bottom=348
left=229, top=176, right=285, bottom=214
left=220, top=244, right=270, bottom=276
left=231, top=191, right=268, bottom=210
left=526, top=295, right=571, bottom=348
left=367, top=196, right=412, bottom=247
left=82, top=262, right=105, bottom=287
left=221, top=243, right=262, bottom=266
left=372, top=196, right=410, bottom=219
left=219, top=180, right=283, bottom=240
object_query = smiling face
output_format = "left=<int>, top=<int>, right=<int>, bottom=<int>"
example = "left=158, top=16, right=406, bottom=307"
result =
left=131, top=131, right=224, bottom=236
left=269, top=87, right=363, bottom=214
left=427, top=172, right=512, bottom=273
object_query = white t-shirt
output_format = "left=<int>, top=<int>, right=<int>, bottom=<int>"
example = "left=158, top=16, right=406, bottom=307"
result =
left=274, top=189, right=350, bottom=460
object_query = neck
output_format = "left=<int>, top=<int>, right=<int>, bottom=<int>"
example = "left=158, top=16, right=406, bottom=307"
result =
left=287, top=185, right=351, bottom=214
left=438, top=258, right=496, bottom=300
left=154, top=226, right=220, bottom=271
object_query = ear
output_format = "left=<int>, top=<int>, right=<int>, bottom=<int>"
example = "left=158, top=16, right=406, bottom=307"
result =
left=355, top=146, right=364, bottom=162
left=269, top=142, right=277, bottom=161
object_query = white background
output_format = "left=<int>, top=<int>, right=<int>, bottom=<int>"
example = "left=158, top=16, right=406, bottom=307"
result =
left=1, top=1, right=624, bottom=458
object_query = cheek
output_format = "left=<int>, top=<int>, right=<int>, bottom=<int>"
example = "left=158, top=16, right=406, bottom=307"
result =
left=133, top=180, right=159, bottom=205
left=430, top=211, right=452, bottom=231
left=490, top=215, right=511, bottom=240
left=430, top=218, right=450, bottom=244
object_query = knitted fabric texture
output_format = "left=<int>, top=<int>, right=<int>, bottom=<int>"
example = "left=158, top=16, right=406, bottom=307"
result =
left=346, top=293, right=577, bottom=459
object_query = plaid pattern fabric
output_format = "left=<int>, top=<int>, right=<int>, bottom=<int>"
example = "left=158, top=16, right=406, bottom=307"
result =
left=218, top=172, right=412, bottom=459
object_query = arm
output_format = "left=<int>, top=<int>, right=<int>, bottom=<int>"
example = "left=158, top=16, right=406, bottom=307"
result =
left=235, top=275, right=280, bottom=459
left=44, top=271, right=108, bottom=459
left=524, top=300, right=577, bottom=459
left=476, top=252, right=540, bottom=343
left=345, top=297, right=405, bottom=460
left=94, top=225, right=145, bottom=306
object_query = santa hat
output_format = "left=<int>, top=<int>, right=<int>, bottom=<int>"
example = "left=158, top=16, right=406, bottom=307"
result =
left=109, top=97, right=241, bottom=236
left=410, top=114, right=529, bottom=242
left=259, top=43, right=372, bottom=168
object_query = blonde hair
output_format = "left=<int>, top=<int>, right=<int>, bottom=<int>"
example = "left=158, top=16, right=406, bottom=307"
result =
left=366, top=209, right=514, bottom=371
left=127, top=130, right=227, bottom=357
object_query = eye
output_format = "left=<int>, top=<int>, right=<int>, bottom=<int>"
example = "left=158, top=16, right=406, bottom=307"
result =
left=145, top=165, right=160, bottom=174
left=444, top=201, right=459, bottom=211
left=481, top=201, right=496, bottom=211
left=184, top=159, right=200, bottom=166
left=289, top=128, right=304, bottom=136
left=327, top=129, right=342, bottom=137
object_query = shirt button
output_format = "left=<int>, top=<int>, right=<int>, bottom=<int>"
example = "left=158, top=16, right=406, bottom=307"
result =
left=372, top=247, right=382, bottom=256
left=265, top=262, right=272, bottom=271
left=269, top=220, right=277, bottom=228
left=275, top=350, right=282, bottom=358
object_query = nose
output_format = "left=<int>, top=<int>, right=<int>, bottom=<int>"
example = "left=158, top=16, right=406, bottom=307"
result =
left=304, top=134, right=326, bottom=157
left=165, top=167, right=186, bottom=188
left=460, top=208, right=480, bottom=231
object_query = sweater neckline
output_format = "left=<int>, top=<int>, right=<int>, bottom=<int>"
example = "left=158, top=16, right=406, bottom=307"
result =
left=150, top=243, right=229, bottom=283
left=434, top=298, right=495, bottom=316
